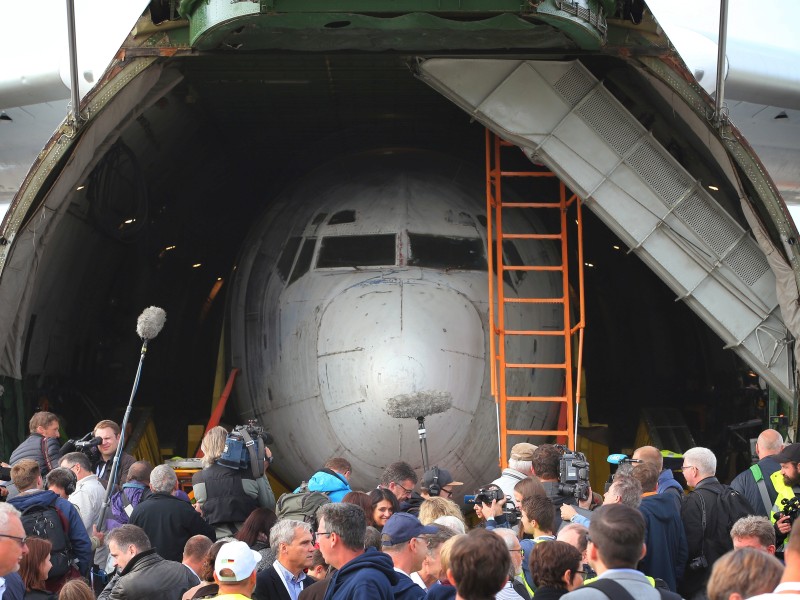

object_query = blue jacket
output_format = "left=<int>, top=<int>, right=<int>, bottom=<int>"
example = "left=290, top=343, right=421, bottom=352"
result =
left=657, top=469, right=683, bottom=512
left=393, top=571, right=426, bottom=600
left=9, top=489, right=93, bottom=576
left=322, top=548, right=398, bottom=600
left=638, top=493, right=688, bottom=592
left=297, top=470, right=351, bottom=503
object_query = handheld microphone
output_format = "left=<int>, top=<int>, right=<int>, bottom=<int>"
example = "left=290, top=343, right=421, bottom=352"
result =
left=136, top=306, right=167, bottom=340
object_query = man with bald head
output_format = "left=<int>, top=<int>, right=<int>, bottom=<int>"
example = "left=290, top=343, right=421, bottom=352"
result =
left=730, top=429, right=784, bottom=517
left=632, top=445, right=683, bottom=510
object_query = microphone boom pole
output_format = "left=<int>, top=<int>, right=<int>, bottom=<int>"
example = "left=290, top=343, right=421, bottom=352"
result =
left=95, top=307, right=166, bottom=531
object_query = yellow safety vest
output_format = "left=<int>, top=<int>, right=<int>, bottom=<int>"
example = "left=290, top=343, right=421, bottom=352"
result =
left=770, top=470, right=795, bottom=525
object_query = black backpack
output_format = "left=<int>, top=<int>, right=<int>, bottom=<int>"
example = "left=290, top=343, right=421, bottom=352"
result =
left=715, top=486, right=754, bottom=529
left=21, top=497, right=74, bottom=579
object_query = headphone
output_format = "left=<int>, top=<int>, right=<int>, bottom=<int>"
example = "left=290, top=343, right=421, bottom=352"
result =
left=428, top=466, right=441, bottom=497
left=45, top=467, right=77, bottom=496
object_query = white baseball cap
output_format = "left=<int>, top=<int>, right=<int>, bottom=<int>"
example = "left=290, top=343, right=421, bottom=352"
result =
left=214, top=541, right=261, bottom=582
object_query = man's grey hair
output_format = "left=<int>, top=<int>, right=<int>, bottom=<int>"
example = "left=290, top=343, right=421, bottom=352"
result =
left=379, top=461, right=418, bottom=486
left=107, top=524, right=151, bottom=552
left=61, top=452, right=92, bottom=472
left=426, top=523, right=456, bottom=554
left=0, top=503, right=21, bottom=530
left=150, top=464, right=178, bottom=493
left=317, top=503, right=366, bottom=551
left=493, top=528, right=521, bottom=578
left=731, top=515, right=776, bottom=547
left=610, top=475, right=642, bottom=508
left=508, top=459, right=533, bottom=474
left=684, top=447, right=717, bottom=477
left=270, top=519, right=312, bottom=549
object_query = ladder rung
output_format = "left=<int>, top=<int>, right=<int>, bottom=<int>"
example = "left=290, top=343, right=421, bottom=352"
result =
left=506, top=396, right=568, bottom=402
left=504, top=297, right=565, bottom=304
left=505, top=363, right=567, bottom=369
left=502, top=233, right=562, bottom=240
left=503, top=330, right=566, bottom=336
left=507, top=429, right=571, bottom=437
left=501, top=202, right=561, bottom=208
left=503, top=265, right=562, bottom=272
left=498, top=171, right=559, bottom=178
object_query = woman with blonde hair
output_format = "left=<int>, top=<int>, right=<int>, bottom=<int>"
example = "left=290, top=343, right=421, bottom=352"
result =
left=192, top=426, right=275, bottom=537
left=707, top=547, right=783, bottom=600
left=419, top=496, right=467, bottom=528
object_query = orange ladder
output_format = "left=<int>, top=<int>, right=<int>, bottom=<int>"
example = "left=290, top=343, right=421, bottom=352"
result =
left=485, top=130, right=586, bottom=469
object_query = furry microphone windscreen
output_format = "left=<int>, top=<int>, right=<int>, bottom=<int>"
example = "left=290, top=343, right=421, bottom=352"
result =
left=384, top=391, right=453, bottom=419
left=136, top=306, right=167, bottom=340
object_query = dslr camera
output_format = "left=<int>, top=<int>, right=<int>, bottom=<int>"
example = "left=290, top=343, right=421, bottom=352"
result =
left=465, top=487, right=520, bottom=526
left=776, top=496, right=800, bottom=524
left=556, top=446, right=591, bottom=501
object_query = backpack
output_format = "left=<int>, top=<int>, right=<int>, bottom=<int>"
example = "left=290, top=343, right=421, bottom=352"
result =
left=276, top=482, right=330, bottom=527
left=715, top=486, right=754, bottom=529
left=21, top=497, right=74, bottom=579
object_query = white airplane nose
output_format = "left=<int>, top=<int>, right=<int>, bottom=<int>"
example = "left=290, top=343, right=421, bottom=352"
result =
left=317, top=278, right=485, bottom=473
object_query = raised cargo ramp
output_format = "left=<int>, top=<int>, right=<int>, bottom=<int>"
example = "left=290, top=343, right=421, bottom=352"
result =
left=417, top=58, right=793, bottom=401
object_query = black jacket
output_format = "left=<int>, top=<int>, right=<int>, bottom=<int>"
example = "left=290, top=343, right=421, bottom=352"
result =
left=254, top=564, right=314, bottom=600
left=679, top=477, right=732, bottom=597
left=730, top=456, right=780, bottom=517
left=129, top=492, right=215, bottom=561
left=95, top=452, right=136, bottom=490
left=192, top=463, right=258, bottom=529
left=9, top=434, right=61, bottom=476
left=98, top=549, right=197, bottom=600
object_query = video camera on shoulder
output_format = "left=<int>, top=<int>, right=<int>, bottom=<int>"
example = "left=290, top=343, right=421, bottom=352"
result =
left=218, top=420, right=273, bottom=477
left=556, top=446, right=591, bottom=501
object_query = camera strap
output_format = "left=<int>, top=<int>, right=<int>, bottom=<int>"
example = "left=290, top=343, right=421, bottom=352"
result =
left=695, top=490, right=707, bottom=562
left=238, top=428, right=263, bottom=479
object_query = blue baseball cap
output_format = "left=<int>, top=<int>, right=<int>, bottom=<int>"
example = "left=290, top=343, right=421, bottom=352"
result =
left=381, top=512, right=438, bottom=546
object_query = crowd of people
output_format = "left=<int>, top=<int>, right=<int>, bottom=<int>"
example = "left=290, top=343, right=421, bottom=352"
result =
left=1, top=413, right=800, bottom=600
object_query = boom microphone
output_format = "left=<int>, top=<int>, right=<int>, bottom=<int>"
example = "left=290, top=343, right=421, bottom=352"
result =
left=607, top=453, right=643, bottom=465
left=384, top=391, right=453, bottom=419
left=136, top=306, right=167, bottom=340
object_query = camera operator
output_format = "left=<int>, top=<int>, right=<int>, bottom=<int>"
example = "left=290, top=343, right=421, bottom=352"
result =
left=192, top=425, right=275, bottom=539
left=94, top=420, right=136, bottom=489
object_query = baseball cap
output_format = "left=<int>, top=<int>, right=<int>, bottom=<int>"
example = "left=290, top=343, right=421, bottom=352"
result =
left=381, top=513, right=438, bottom=546
left=215, top=541, right=261, bottom=582
left=510, top=442, right=537, bottom=461
left=773, top=443, right=800, bottom=464
left=421, top=467, right=463, bottom=490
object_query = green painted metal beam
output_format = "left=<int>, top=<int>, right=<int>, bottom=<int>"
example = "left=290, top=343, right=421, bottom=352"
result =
left=180, top=0, right=607, bottom=51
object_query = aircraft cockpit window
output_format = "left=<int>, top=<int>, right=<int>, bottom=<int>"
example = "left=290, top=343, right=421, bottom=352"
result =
left=317, top=234, right=397, bottom=268
left=289, top=237, right=317, bottom=284
left=328, top=210, right=356, bottom=225
left=408, top=234, right=487, bottom=271
left=276, top=237, right=302, bottom=283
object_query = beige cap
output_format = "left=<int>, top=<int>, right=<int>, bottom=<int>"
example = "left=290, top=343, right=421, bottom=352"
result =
left=510, top=442, right=537, bottom=461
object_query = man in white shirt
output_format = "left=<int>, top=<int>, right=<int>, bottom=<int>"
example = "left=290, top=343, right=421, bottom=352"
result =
left=60, top=452, right=105, bottom=531
left=750, top=519, right=800, bottom=600
left=0, top=503, right=28, bottom=600
left=253, top=519, right=315, bottom=600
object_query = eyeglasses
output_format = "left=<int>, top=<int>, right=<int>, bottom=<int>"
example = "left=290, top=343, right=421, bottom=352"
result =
left=575, top=570, right=588, bottom=577
left=394, top=481, right=413, bottom=495
left=313, top=531, right=333, bottom=544
left=0, top=533, right=28, bottom=546
left=440, top=487, right=454, bottom=498
left=509, top=548, right=524, bottom=553
left=682, top=465, right=697, bottom=472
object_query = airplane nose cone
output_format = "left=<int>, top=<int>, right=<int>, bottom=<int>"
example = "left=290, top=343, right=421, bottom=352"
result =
left=317, top=278, right=485, bottom=477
